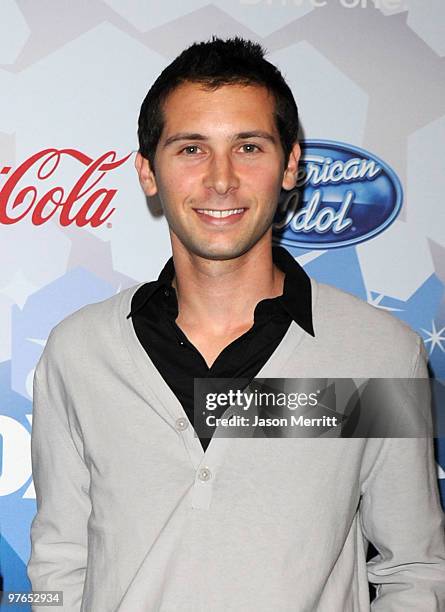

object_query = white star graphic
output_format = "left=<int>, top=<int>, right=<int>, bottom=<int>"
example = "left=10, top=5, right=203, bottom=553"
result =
left=366, top=290, right=403, bottom=313
left=27, top=337, right=47, bottom=347
left=421, top=320, right=445, bottom=356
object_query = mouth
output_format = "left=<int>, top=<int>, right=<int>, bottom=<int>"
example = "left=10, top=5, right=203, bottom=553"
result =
left=193, top=207, right=247, bottom=225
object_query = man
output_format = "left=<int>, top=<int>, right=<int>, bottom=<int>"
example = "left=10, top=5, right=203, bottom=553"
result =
left=28, top=37, right=445, bottom=611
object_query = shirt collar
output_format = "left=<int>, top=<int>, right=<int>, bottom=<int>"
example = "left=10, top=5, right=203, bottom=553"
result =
left=126, top=246, right=314, bottom=337
left=270, top=245, right=314, bottom=337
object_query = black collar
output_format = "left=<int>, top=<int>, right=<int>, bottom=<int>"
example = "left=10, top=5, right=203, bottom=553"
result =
left=126, top=246, right=314, bottom=337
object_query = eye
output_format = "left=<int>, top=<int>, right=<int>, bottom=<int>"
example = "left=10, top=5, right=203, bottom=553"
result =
left=180, top=145, right=202, bottom=155
left=240, top=143, right=261, bottom=153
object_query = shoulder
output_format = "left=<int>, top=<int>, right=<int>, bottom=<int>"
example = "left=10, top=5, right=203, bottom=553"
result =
left=41, top=283, right=142, bottom=364
left=311, top=280, right=424, bottom=376
left=313, top=280, right=416, bottom=339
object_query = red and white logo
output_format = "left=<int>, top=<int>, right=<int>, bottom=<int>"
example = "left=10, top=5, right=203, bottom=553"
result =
left=0, top=148, right=131, bottom=227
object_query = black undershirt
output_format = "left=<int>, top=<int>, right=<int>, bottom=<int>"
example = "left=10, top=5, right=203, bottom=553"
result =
left=126, top=246, right=314, bottom=451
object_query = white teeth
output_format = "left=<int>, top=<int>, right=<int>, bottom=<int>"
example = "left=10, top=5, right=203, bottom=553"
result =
left=196, top=208, right=244, bottom=218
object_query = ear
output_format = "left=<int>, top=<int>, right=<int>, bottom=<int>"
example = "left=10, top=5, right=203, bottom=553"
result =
left=282, top=142, right=301, bottom=191
left=135, top=152, right=158, bottom=196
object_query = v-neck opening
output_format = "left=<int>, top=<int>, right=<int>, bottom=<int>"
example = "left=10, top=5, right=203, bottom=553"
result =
left=118, top=280, right=316, bottom=467
left=171, top=318, right=259, bottom=373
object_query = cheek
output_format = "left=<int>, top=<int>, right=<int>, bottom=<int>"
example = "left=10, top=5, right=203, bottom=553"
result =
left=169, top=161, right=202, bottom=186
left=244, top=161, right=282, bottom=187
left=157, top=167, right=196, bottom=203
left=249, top=172, right=283, bottom=200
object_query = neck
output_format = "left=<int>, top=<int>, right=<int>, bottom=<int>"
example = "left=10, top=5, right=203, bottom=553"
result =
left=170, top=232, right=284, bottom=336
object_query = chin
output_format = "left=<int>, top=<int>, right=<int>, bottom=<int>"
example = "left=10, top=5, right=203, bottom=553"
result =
left=190, top=238, right=260, bottom=262
left=173, top=222, right=271, bottom=261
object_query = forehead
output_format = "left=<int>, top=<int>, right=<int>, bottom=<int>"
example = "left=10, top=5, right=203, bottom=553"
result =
left=160, top=82, right=277, bottom=135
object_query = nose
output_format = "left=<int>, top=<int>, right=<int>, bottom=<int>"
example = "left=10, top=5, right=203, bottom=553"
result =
left=203, top=152, right=240, bottom=196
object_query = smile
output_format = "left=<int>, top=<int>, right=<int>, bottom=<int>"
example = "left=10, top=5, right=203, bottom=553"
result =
left=195, top=208, right=245, bottom=218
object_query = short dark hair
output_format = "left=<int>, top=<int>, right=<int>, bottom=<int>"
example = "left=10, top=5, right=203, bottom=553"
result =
left=138, top=36, right=299, bottom=171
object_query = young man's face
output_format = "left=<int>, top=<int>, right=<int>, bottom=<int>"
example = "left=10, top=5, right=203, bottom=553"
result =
left=136, top=81, right=300, bottom=261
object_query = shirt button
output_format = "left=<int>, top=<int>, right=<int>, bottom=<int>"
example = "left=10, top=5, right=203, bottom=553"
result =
left=164, top=288, right=170, bottom=297
left=175, top=417, right=188, bottom=431
left=198, top=467, right=212, bottom=482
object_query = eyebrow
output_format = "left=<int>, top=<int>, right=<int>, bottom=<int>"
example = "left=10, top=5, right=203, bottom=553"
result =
left=162, top=130, right=277, bottom=147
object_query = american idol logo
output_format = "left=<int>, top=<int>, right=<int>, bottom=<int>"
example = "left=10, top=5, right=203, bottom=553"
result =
left=273, top=140, right=403, bottom=248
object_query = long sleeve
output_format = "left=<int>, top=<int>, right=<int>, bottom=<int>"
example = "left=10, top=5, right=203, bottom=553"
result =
left=360, top=337, right=445, bottom=610
left=27, top=329, right=91, bottom=612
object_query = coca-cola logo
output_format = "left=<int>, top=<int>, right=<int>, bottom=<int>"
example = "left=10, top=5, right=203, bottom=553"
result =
left=0, top=148, right=131, bottom=227
left=273, top=140, right=403, bottom=248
